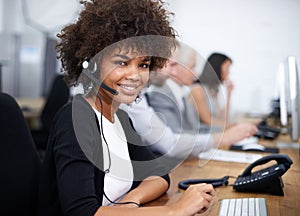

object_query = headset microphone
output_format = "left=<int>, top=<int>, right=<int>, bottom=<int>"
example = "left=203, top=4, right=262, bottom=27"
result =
left=82, top=60, right=119, bottom=96
left=99, top=82, right=118, bottom=96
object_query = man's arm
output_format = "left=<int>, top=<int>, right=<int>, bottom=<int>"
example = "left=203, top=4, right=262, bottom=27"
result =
left=120, top=93, right=214, bottom=159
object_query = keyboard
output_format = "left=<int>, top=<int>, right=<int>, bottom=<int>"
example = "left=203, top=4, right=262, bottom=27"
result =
left=199, top=148, right=262, bottom=163
left=219, top=198, right=267, bottom=216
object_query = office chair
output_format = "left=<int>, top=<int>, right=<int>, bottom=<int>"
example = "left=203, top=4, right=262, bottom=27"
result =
left=0, top=92, right=41, bottom=215
left=31, top=75, right=70, bottom=150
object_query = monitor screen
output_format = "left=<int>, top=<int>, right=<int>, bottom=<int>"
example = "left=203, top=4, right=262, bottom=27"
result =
left=278, top=62, right=288, bottom=128
left=286, top=56, right=300, bottom=141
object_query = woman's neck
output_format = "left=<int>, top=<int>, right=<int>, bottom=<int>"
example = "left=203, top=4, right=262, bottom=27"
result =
left=84, top=94, right=119, bottom=123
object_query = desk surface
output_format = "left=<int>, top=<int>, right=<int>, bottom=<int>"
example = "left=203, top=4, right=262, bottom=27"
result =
left=15, top=97, right=45, bottom=112
left=15, top=97, right=45, bottom=128
left=146, top=134, right=300, bottom=216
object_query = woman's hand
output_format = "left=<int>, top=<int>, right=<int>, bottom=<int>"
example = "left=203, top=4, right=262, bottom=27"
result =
left=221, top=122, right=258, bottom=146
left=224, top=79, right=234, bottom=96
left=170, top=183, right=215, bottom=216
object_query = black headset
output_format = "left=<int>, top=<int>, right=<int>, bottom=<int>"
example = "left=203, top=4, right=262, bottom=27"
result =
left=82, top=59, right=142, bottom=207
left=82, top=60, right=119, bottom=96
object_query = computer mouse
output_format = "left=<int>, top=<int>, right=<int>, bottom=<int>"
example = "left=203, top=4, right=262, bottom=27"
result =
left=242, top=143, right=266, bottom=152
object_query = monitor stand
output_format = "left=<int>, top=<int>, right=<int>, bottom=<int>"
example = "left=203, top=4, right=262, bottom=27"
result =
left=280, top=127, right=289, bottom=135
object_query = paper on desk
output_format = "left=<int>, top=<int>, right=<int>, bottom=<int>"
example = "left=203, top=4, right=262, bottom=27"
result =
left=198, top=148, right=263, bottom=163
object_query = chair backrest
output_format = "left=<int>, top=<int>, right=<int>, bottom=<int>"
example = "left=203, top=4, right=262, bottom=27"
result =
left=0, top=92, right=41, bottom=215
left=41, top=74, right=70, bottom=131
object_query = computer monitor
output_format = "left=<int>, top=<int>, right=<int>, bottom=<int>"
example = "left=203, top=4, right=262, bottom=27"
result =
left=278, top=62, right=288, bottom=129
left=286, top=56, right=300, bottom=141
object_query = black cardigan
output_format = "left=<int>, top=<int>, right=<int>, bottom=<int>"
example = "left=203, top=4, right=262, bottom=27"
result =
left=37, top=95, right=170, bottom=216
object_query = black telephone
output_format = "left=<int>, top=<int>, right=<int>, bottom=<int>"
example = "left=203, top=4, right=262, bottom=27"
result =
left=178, top=154, right=293, bottom=196
left=254, top=119, right=281, bottom=140
left=254, top=124, right=281, bottom=140
left=233, top=154, right=293, bottom=196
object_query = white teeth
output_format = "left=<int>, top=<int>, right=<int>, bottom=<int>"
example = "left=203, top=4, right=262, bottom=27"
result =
left=120, top=85, right=136, bottom=91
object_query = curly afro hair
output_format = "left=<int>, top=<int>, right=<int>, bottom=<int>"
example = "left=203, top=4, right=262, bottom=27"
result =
left=56, top=0, right=177, bottom=87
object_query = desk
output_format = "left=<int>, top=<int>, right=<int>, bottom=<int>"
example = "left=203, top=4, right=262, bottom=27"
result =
left=15, top=97, right=45, bottom=128
left=146, top=134, right=300, bottom=216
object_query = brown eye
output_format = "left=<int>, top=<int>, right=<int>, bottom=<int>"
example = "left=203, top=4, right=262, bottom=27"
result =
left=115, top=61, right=127, bottom=66
left=140, top=63, right=150, bottom=69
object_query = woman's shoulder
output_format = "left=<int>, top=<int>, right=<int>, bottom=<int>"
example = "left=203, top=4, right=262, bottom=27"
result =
left=51, top=95, right=99, bottom=146
left=50, top=95, right=103, bottom=165
left=190, top=83, right=205, bottom=98
left=53, top=95, right=94, bottom=123
left=51, top=101, right=72, bottom=127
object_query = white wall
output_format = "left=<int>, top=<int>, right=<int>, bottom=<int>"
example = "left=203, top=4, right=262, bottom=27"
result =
left=1, top=0, right=300, bottom=111
left=0, top=0, right=3, bottom=32
left=165, top=0, right=300, bottom=115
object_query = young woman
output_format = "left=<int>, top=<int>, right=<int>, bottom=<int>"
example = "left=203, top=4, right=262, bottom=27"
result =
left=37, top=0, right=215, bottom=215
left=189, top=53, right=234, bottom=128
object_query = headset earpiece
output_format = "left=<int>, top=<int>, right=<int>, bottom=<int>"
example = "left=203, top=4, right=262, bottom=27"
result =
left=81, top=58, right=119, bottom=95
left=82, top=60, right=89, bottom=69
left=82, top=60, right=97, bottom=74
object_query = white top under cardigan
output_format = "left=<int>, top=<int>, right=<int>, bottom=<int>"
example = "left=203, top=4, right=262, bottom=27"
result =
left=93, top=107, right=133, bottom=206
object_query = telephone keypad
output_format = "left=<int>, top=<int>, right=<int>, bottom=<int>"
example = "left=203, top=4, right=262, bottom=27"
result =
left=234, top=164, right=284, bottom=186
left=232, top=154, right=292, bottom=196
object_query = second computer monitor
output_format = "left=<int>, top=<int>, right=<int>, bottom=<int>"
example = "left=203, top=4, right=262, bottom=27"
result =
left=278, top=62, right=288, bottom=128
left=286, top=56, right=300, bottom=141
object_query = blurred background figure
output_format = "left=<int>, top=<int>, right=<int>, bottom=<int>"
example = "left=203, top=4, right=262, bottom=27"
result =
left=188, top=53, right=235, bottom=129
left=121, top=44, right=215, bottom=161
left=147, top=45, right=200, bottom=133
left=122, top=43, right=257, bottom=161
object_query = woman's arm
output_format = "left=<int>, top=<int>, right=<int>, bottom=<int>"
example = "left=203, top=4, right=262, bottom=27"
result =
left=189, top=85, right=225, bottom=127
left=218, top=80, right=234, bottom=123
left=117, top=176, right=169, bottom=207
left=51, top=102, right=104, bottom=216
left=121, top=93, right=214, bottom=157
left=95, top=183, right=215, bottom=216
left=213, top=122, right=258, bottom=147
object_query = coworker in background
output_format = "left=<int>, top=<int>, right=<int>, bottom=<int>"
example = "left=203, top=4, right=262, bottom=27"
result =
left=38, top=0, right=215, bottom=215
left=188, top=53, right=234, bottom=128
left=122, top=44, right=257, bottom=160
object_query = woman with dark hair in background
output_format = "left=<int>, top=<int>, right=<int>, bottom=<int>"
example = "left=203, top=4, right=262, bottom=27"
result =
left=37, top=0, right=215, bottom=215
left=188, top=52, right=234, bottom=128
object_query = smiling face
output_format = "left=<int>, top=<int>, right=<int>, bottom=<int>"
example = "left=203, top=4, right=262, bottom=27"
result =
left=98, top=50, right=151, bottom=106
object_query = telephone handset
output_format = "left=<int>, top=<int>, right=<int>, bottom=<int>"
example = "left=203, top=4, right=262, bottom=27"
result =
left=233, top=154, right=293, bottom=196
left=178, top=154, right=293, bottom=196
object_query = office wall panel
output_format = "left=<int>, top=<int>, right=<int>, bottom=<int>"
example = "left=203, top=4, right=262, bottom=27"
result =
left=165, top=0, right=300, bottom=115
left=1, top=0, right=299, bottom=114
